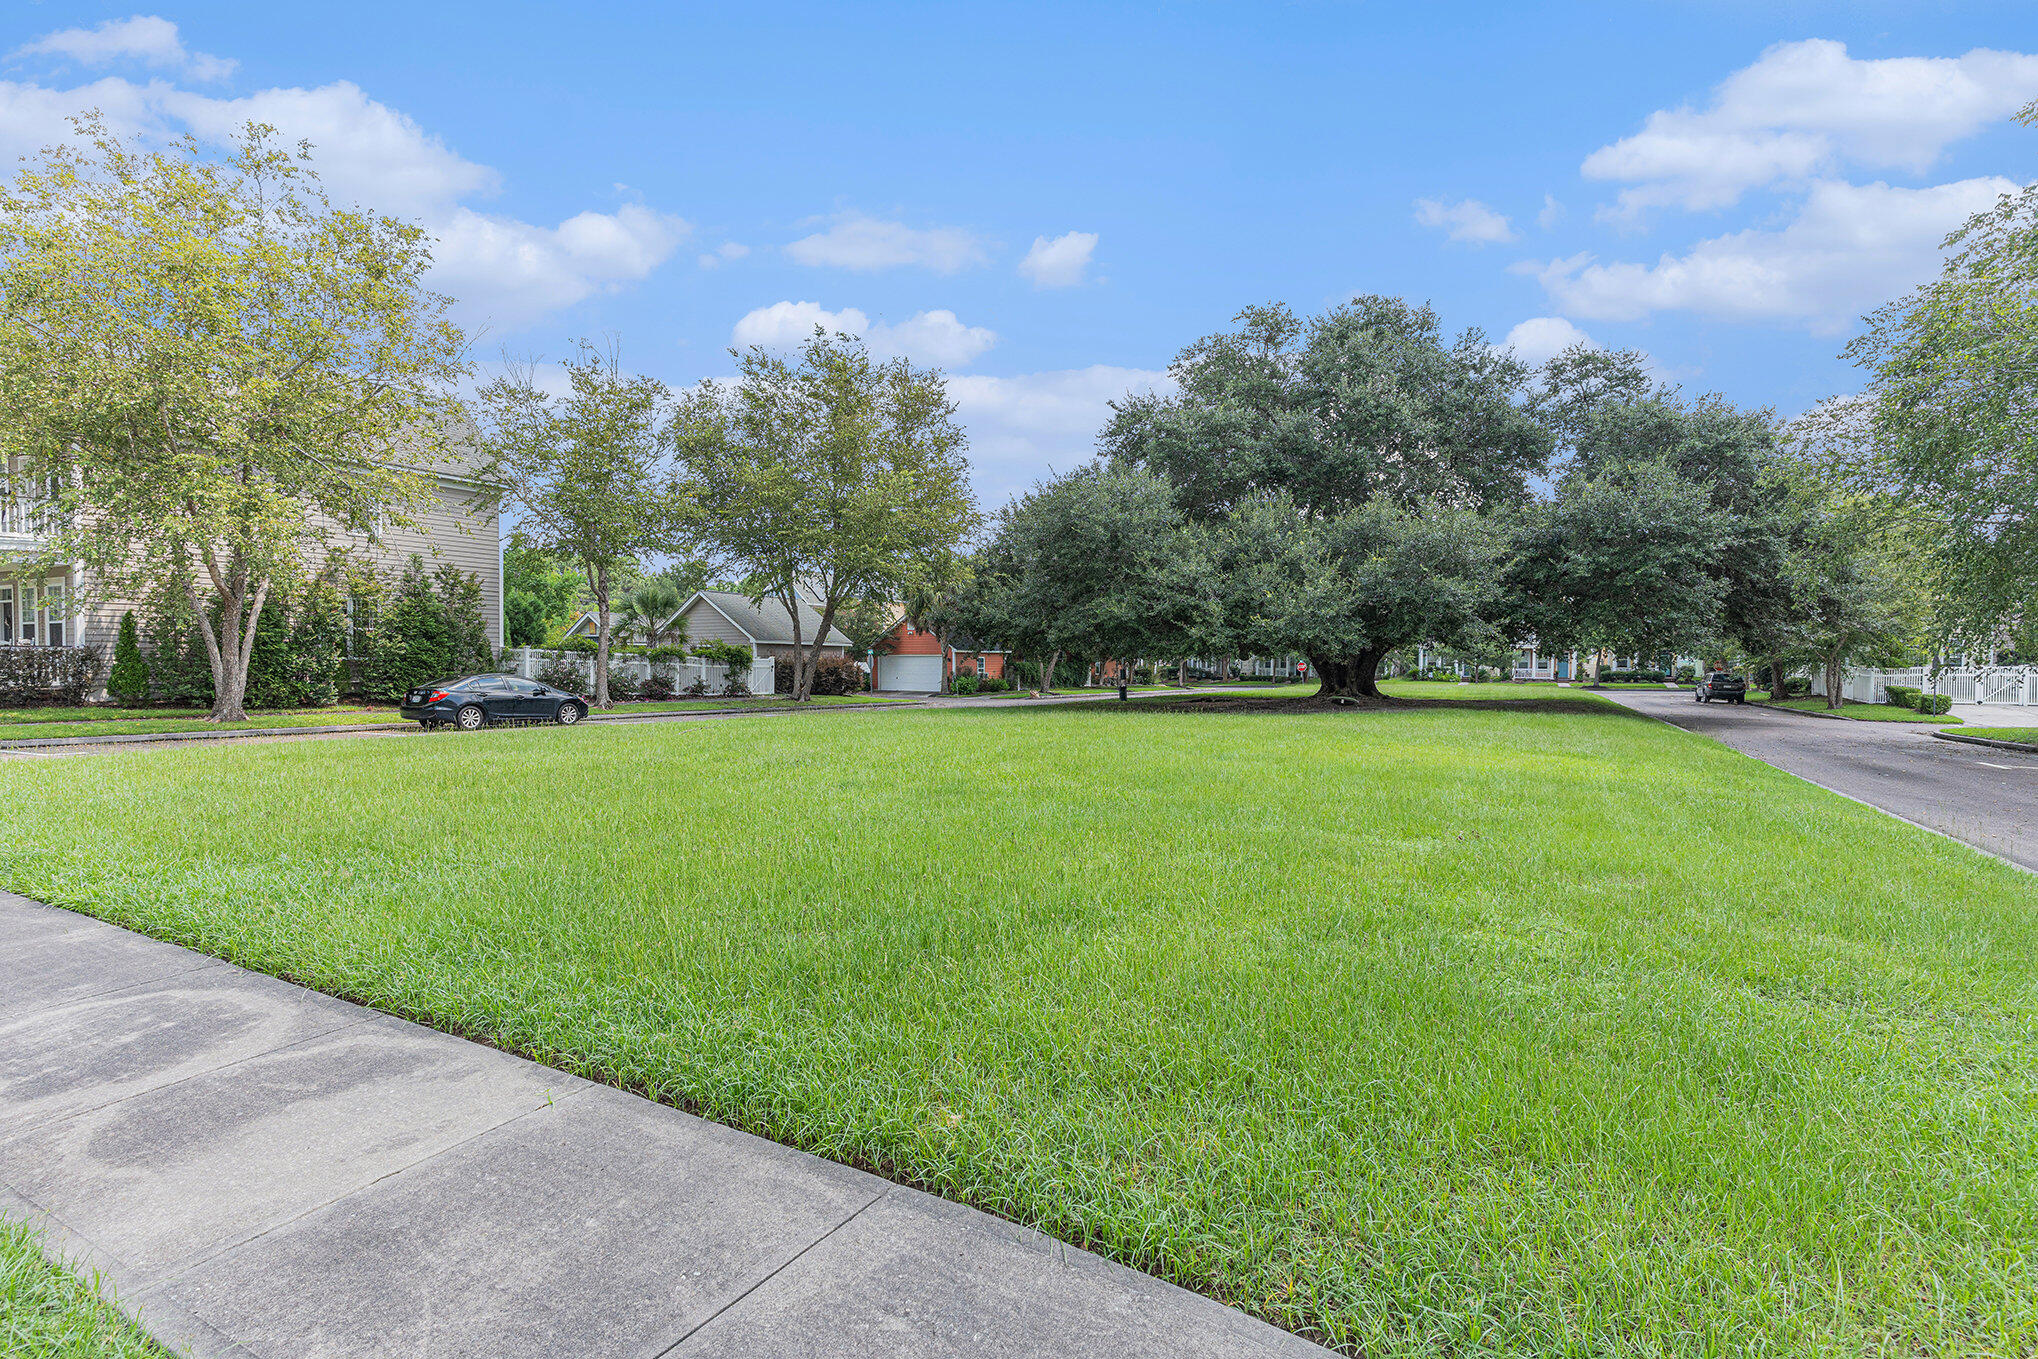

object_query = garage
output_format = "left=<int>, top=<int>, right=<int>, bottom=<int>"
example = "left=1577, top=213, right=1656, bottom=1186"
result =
left=875, top=653, right=944, bottom=692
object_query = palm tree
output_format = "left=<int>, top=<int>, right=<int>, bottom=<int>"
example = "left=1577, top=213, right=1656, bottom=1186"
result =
left=618, top=579, right=685, bottom=647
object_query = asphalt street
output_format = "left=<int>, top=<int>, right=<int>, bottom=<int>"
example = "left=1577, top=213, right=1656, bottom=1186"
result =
left=1598, top=688, right=2038, bottom=872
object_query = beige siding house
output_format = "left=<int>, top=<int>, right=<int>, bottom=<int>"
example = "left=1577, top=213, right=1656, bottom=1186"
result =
left=0, top=452, right=502, bottom=672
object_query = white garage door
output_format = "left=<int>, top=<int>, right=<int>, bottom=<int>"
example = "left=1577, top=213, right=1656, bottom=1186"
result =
left=876, top=654, right=944, bottom=692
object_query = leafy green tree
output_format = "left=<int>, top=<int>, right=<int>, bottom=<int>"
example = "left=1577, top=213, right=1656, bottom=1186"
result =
left=107, top=612, right=150, bottom=705
left=963, top=464, right=1217, bottom=691
left=479, top=342, right=684, bottom=706
left=503, top=540, right=581, bottom=645
left=504, top=592, right=548, bottom=648
left=675, top=329, right=978, bottom=701
left=0, top=117, right=465, bottom=721
left=1833, top=104, right=2038, bottom=646
left=1507, top=457, right=1733, bottom=672
left=1104, top=298, right=1550, bottom=695
left=435, top=563, right=492, bottom=676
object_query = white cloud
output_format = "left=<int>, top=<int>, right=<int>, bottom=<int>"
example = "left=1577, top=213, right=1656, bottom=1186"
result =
left=1537, top=194, right=1565, bottom=230
left=12, top=15, right=235, bottom=82
left=1412, top=197, right=1517, bottom=244
left=784, top=212, right=989, bottom=273
left=1523, top=176, right=2018, bottom=333
left=0, top=71, right=688, bottom=333
left=434, top=204, right=691, bottom=331
left=947, top=366, right=1176, bottom=506
left=1498, top=317, right=1598, bottom=368
left=1584, top=39, right=2038, bottom=220
left=1018, top=230, right=1098, bottom=287
left=698, top=241, right=750, bottom=269
left=157, top=81, right=498, bottom=219
left=731, top=301, right=996, bottom=367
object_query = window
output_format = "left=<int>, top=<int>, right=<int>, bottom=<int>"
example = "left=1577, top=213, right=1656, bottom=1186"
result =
left=975, top=655, right=986, bottom=677
left=0, top=586, right=11, bottom=643
left=17, top=585, right=34, bottom=644
left=42, top=582, right=63, bottom=647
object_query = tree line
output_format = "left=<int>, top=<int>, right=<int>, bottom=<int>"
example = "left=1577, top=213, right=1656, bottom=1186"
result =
left=0, top=118, right=975, bottom=719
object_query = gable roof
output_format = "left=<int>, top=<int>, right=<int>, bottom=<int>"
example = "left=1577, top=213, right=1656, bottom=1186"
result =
left=674, top=590, right=853, bottom=648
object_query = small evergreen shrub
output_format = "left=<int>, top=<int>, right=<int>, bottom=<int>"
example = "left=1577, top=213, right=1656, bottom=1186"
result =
left=1884, top=685, right=1921, bottom=710
left=1917, top=693, right=1952, bottom=715
left=536, top=658, right=589, bottom=693
left=951, top=673, right=981, bottom=695
left=108, top=612, right=151, bottom=704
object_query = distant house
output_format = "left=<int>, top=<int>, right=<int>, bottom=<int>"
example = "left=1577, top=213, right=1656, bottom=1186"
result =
left=870, top=615, right=1006, bottom=692
left=666, top=589, right=853, bottom=662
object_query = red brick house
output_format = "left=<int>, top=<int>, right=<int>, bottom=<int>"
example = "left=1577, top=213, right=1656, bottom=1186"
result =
left=869, top=616, right=1006, bottom=692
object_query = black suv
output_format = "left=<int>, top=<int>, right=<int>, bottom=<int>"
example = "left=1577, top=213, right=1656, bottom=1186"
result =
left=1695, top=672, right=1748, bottom=704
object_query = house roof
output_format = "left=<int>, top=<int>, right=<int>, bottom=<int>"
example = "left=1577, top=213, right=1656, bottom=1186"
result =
left=677, top=590, right=853, bottom=648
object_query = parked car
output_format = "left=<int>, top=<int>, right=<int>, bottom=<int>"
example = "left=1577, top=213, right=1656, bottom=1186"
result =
left=1695, top=671, right=1748, bottom=704
left=400, top=675, right=588, bottom=730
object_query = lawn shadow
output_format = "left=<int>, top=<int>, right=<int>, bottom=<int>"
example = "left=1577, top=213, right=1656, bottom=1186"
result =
left=1057, top=690, right=1658, bottom=721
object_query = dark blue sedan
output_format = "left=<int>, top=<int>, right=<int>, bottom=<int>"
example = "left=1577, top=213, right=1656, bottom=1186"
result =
left=400, top=675, right=589, bottom=730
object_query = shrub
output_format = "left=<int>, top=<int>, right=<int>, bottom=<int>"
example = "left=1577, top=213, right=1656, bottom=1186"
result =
left=0, top=647, right=102, bottom=705
left=951, top=673, right=981, bottom=695
left=536, top=658, right=589, bottom=693
left=504, top=591, right=547, bottom=648
left=556, top=636, right=598, bottom=654
left=1885, top=684, right=1921, bottom=710
left=805, top=654, right=864, bottom=696
left=606, top=667, right=643, bottom=701
left=1675, top=666, right=1698, bottom=683
left=645, top=644, right=689, bottom=662
left=245, top=575, right=347, bottom=709
left=107, top=611, right=150, bottom=704
left=683, top=677, right=710, bottom=698
left=1918, top=692, right=1953, bottom=715
left=640, top=670, right=676, bottom=700
left=978, top=675, right=1010, bottom=693
left=362, top=555, right=492, bottom=701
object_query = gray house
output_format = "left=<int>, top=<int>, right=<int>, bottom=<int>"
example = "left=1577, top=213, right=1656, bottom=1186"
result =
left=668, top=590, right=853, bottom=662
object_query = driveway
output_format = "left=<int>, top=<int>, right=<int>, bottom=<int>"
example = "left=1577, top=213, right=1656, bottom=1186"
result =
left=1597, top=689, right=2038, bottom=871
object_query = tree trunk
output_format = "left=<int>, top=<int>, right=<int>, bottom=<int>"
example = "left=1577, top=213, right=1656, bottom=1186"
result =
left=1040, top=649, right=1060, bottom=693
left=1824, top=655, right=1844, bottom=710
left=592, top=564, right=612, bottom=709
left=1767, top=655, right=1788, bottom=703
left=794, top=596, right=844, bottom=703
left=191, top=572, right=268, bottom=723
left=1309, top=648, right=1386, bottom=698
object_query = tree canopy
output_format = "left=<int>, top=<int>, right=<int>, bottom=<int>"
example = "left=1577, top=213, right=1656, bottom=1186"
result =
left=0, top=117, right=466, bottom=720
left=673, top=329, right=977, bottom=701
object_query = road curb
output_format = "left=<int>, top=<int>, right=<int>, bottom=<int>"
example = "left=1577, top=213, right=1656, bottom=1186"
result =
left=1752, top=700, right=1951, bottom=728
left=1933, top=730, right=2038, bottom=755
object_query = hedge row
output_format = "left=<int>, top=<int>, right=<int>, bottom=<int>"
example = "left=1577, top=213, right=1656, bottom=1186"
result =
left=1885, top=685, right=1953, bottom=715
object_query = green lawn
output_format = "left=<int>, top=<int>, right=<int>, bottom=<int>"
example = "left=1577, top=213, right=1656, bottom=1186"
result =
left=0, top=712, right=401, bottom=741
left=1754, top=694, right=1962, bottom=723
left=608, top=694, right=902, bottom=713
left=4, top=694, right=2034, bottom=1356
left=1944, top=726, right=2038, bottom=744
left=0, top=1221, right=167, bottom=1358
left=0, top=704, right=390, bottom=725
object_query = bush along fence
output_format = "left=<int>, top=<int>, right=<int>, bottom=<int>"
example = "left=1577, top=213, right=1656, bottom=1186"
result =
left=499, top=646, right=773, bottom=701
left=1813, top=663, right=2038, bottom=708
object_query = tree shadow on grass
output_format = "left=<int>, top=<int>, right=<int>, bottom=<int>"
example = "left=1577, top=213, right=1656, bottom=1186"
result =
left=1064, top=691, right=1658, bottom=721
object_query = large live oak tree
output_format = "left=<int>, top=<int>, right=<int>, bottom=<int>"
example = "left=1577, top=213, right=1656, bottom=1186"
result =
left=1102, top=298, right=1550, bottom=696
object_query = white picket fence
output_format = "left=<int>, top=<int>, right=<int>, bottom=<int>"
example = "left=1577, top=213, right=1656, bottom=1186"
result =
left=1811, top=664, right=2038, bottom=707
left=498, top=647, right=774, bottom=697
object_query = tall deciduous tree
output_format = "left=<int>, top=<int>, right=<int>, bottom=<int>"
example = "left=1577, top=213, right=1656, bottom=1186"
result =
left=674, top=329, right=978, bottom=701
left=1835, top=105, right=2038, bottom=647
left=477, top=342, right=683, bottom=707
left=1104, top=298, right=1550, bottom=695
left=0, top=117, right=466, bottom=720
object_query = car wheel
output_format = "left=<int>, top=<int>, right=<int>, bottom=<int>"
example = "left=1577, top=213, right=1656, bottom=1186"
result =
left=557, top=702, right=584, bottom=726
left=456, top=704, right=486, bottom=731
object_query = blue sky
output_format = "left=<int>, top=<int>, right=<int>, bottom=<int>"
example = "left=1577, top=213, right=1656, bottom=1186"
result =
left=5, top=2, right=2036, bottom=506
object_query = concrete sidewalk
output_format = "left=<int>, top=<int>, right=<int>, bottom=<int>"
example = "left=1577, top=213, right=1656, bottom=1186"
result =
left=0, top=893, right=1326, bottom=1359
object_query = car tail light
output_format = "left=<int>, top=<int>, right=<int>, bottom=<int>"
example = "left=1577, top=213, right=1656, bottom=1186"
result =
left=427, top=690, right=449, bottom=703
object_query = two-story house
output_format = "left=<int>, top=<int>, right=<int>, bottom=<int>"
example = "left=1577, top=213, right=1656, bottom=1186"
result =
left=0, top=446, right=503, bottom=679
